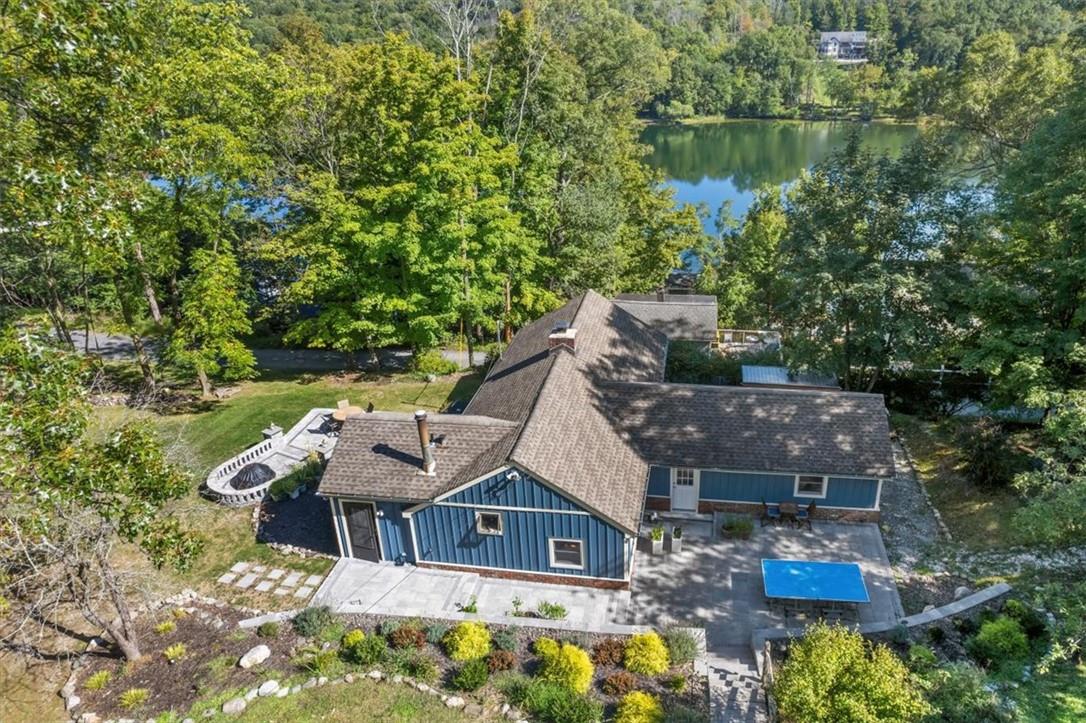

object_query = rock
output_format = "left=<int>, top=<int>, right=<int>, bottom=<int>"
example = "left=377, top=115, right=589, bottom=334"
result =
left=923, top=604, right=935, bottom=612
left=257, top=680, right=280, bottom=697
left=417, top=684, right=430, bottom=693
left=238, top=644, right=271, bottom=669
left=244, top=688, right=259, bottom=701
left=392, top=675, right=403, bottom=684
left=78, top=714, right=101, bottom=723
left=303, top=678, right=318, bottom=689
left=344, top=673, right=354, bottom=683
left=221, top=697, right=247, bottom=715
left=953, top=586, right=972, bottom=600
left=290, top=685, right=301, bottom=695
left=501, top=703, right=510, bottom=715
left=445, top=696, right=465, bottom=708
left=318, top=676, right=328, bottom=686
left=61, top=681, right=77, bottom=698
left=276, top=687, right=289, bottom=698
left=367, top=669, right=383, bottom=680
left=465, top=703, right=484, bottom=716
left=182, top=719, right=194, bottom=723
left=66, top=694, right=81, bottom=710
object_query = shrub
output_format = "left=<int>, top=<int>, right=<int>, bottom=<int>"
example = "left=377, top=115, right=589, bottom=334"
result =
left=624, top=632, right=670, bottom=675
left=118, top=688, right=150, bottom=710
left=967, top=616, right=1029, bottom=669
left=386, top=649, right=439, bottom=683
left=492, top=628, right=518, bottom=652
left=453, top=658, right=490, bottom=691
left=592, top=637, right=626, bottom=666
left=538, top=601, right=568, bottom=620
left=954, top=617, right=979, bottom=636
left=83, top=670, right=111, bottom=691
left=957, top=417, right=1018, bottom=488
left=922, top=662, right=1011, bottom=723
left=721, top=515, right=754, bottom=539
left=268, top=458, right=321, bottom=501
left=1003, top=599, right=1047, bottom=639
left=890, top=623, right=910, bottom=645
left=907, top=644, right=937, bottom=672
left=163, top=643, right=187, bottom=663
left=340, top=631, right=387, bottom=665
left=615, top=691, right=664, bottom=723
left=411, top=349, right=458, bottom=376
left=377, top=619, right=402, bottom=636
left=773, top=623, right=930, bottom=723
left=298, top=646, right=340, bottom=675
left=292, top=606, right=335, bottom=638
left=664, top=673, right=687, bottom=692
left=500, top=676, right=603, bottom=723
left=663, top=628, right=699, bottom=666
left=256, top=621, right=280, bottom=638
left=444, top=621, right=491, bottom=660
left=154, top=620, right=175, bottom=635
left=390, top=626, right=426, bottom=650
left=171, top=607, right=189, bottom=619
left=650, top=525, right=664, bottom=542
left=458, top=595, right=478, bottom=613
left=425, top=623, right=449, bottom=645
left=601, top=670, right=638, bottom=696
left=927, top=626, right=946, bottom=644
left=534, top=637, right=594, bottom=694
left=487, top=649, right=517, bottom=673
left=662, top=703, right=708, bottom=723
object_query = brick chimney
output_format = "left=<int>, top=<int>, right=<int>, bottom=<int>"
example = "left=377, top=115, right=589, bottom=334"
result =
left=547, top=322, right=577, bottom=354
left=414, top=410, right=436, bottom=475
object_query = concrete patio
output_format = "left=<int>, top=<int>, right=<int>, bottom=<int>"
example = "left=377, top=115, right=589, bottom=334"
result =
left=627, top=518, right=904, bottom=649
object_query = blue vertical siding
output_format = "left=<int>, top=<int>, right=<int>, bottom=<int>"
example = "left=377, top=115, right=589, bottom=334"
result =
left=646, top=466, right=670, bottom=497
left=441, top=469, right=580, bottom=511
left=654, top=468, right=880, bottom=509
left=376, top=502, right=416, bottom=562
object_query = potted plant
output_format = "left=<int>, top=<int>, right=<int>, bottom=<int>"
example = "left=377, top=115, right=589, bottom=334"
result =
left=650, top=525, right=665, bottom=554
left=671, top=525, right=683, bottom=553
left=721, top=515, right=754, bottom=540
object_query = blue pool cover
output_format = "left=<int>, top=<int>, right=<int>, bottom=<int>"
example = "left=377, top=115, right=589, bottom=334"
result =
left=761, top=559, right=870, bottom=603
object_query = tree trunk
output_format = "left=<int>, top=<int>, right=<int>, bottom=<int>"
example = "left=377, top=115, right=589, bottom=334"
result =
left=132, top=242, right=162, bottom=324
left=196, top=367, right=212, bottom=398
left=114, top=278, right=156, bottom=391
left=503, top=278, right=513, bottom=344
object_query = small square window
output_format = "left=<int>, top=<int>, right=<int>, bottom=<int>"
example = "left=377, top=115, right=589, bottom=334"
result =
left=675, top=468, right=695, bottom=486
left=795, top=475, right=827, bottom=498
left=549, top=539, right=584, bottom=569
left=476, top=511, right=503, bottom=536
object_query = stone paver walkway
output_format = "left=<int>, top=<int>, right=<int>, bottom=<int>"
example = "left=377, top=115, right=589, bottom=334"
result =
left=312, top=559, right=633, bottom=633
left=217, top=561, right=326, bottom=601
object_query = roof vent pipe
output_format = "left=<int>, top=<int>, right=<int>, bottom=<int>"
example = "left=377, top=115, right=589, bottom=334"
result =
left=415, top=410, right=436, bottom=475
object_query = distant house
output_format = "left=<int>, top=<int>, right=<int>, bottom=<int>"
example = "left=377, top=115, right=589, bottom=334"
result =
left=741, top=365, right=839, bottom=390
left=819, top=31, right=869, bottom=62
left=318, top=292, right=893, bottom=589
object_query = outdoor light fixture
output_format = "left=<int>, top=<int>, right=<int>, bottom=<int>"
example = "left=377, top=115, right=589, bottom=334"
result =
left=506, top=469, right=521, bottom=482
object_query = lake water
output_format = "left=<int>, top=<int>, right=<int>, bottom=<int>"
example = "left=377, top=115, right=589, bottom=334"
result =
left=640, top=120, right=918, bottom=231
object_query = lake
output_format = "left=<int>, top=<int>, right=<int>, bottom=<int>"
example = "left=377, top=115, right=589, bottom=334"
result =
left=640, top=120, right=918, bottom=231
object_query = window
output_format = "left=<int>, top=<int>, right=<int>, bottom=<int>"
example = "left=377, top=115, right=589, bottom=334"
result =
left=476, top=511, right=503, bottom=536
left=675, top=468, right=695, bottom=487
left=795, top=475, right=827, bottom=498
left=548, top=538, right=584, bottom=569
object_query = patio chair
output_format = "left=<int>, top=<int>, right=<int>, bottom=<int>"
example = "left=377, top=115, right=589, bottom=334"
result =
left=796, top=502, right=816, bottom=530
left=760, top=499, right=782, bottom=527
left=337, top=399, right=350, bottom=409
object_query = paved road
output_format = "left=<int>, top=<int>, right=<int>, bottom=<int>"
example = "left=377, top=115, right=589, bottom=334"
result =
left=68, top=330, right=484, bottom=371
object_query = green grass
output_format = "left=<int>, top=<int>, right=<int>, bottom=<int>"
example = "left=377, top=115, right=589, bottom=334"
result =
left=93, top=369, right=483, bottom=600
left=1008, top=663, right=1086, bottom=722
left=891, top=413, right=1021, bottom=550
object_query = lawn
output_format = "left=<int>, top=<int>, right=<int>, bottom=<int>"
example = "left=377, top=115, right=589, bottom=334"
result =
left=1009, top=663, right=1086, bottom=722
left=891, top=413, right=1022, bottom=550
left=93, top=368, right=484, bottom=603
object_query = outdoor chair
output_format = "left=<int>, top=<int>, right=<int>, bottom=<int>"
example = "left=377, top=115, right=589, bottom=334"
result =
left=760, top=499, right=781, bottom=527
left=796, top=502, right=815, bottom=530
left=337, top=399, right=350, bottom=409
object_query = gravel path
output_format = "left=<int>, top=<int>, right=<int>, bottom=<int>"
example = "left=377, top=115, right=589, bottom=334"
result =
left=879, top=440, right=945, bottom=568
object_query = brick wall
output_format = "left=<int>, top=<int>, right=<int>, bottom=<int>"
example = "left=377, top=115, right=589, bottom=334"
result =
left=697, top=500, right=879, bottom=523
left=645, top=496, right=670, bottom=512
left=415, top=561, right=630, bottom=590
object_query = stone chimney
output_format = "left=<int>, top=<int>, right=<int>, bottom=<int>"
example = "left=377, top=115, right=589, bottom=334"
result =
left=547, top=323, right=577, bottom=354
left=415, top=410, right=436, bottom=475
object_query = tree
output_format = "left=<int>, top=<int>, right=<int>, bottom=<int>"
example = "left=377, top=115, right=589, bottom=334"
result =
left=773, top=623, right=930, bottom=722
left=0, top=329, right=202, bottom=661
left=167, top=245, right=256, bottom=396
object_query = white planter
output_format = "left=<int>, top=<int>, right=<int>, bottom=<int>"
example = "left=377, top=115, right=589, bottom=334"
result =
left=671, top=536, right=683, bottom=554
left=651, top=538, right=664, bottom=555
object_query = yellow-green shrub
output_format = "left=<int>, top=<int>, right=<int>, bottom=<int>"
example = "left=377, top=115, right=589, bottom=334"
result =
left=534, top=637, right=594, bottom=694
left=153, top=620, right=175, bottom=635
left=118, top=688, right=150, bottom=710
left=83, top=670, right=111, bottom=691
left=615, top=691, right=664, bottom=723
left=443, top=621, right=491, bottom=661
left=624, top=632, right=669, bottom=675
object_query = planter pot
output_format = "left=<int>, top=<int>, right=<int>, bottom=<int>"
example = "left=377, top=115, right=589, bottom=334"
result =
left=651, top=538, right=664, bottom=555
left=671, top=536, right=683, bottom=554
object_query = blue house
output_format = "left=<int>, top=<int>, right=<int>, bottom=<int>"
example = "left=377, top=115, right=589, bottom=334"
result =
left=317, top=291, right=894, bottom=589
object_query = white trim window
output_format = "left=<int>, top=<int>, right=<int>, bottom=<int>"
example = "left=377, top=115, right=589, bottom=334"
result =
left=475, top=510, right=503, bottom=536
left=794, top=474, right=828, bottom=498
left=674, top=468, right=696, bottom=487
left=548, top=538, right=584, bottom=570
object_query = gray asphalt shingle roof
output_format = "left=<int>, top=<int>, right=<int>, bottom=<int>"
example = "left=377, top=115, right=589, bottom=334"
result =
left=613, top=293, right=718, bottom=342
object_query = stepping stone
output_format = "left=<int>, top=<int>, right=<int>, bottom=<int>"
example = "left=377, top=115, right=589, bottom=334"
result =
left=252, top=565, right=267, bottom=573
left=236, top=573, right=258, bottom=589
left=255, top=580, right=274, bottom=593
left=293, top=585, right=314, bottom=599
left=267, top=569, right=285, bottom=580
left=283, top=572, right=303, bottom=587
left=217, top=573, right=237, bottom=585
left=305, top=575, right=323, bottom=586
left=273, top=587, right=290, bottom=596
left=230, top=562, right=251, bottom=574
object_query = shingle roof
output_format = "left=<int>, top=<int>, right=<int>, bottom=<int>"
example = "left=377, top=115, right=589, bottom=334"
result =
left=599, top=382, right=895, bottom=479
left=613, top=294, right=718, bottom=342
left=318, top=413, right=518, bottom=500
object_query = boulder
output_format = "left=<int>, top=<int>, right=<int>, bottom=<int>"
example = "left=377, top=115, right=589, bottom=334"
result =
left=78, top=714, right=100, bottom=723
left=923, top=604, right=935, bottom=613
left=303, top=678, right=318, bottom=689
left=244, top=688, right=259, bottom=701
left=238, top=644, right=271, bottom=669
left=445, top=696, right=465, bottom=708
left=275, top=687, right=289, bottom=698
left=257, top=680, right=280, bottom=697
left=221, top=697, right=247, bottom=715
left=953, top=586, right=972, bottom=601
left=344, top=673, right=354, bottom=683
left=66, top=694, right=81, bottom=711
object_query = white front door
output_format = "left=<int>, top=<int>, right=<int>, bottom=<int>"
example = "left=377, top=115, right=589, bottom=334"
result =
left=671, top=468, right=699, bottom=511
